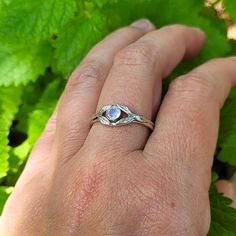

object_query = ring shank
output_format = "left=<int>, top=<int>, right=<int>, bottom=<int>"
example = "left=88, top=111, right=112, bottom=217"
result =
left=92, top=117, right=154, bottom=131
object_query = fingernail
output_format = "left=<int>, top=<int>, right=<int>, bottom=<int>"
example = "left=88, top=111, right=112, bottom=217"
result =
left=131, top=19, right=155, bottom=31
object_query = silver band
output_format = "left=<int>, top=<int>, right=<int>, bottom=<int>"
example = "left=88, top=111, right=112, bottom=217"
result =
left=91, top=104, right=154, bottom=131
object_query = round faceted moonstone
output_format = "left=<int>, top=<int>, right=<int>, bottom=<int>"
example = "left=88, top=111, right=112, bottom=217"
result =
left=106, top=105, right=121, bottom=121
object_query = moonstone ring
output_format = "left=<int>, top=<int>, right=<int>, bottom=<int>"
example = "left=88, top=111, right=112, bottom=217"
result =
left=91, top=104, right=154, bottom=131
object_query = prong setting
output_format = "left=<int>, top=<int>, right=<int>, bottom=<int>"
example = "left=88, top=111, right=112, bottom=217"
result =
left=92, top=104, right=154, bottom=130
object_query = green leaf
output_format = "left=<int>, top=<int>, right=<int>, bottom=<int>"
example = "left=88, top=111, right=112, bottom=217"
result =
left=12, top=70, right=57, bottom=136
left=224, top=0, right=236, bottom=22
left=217, top=88, right=236, bottom=165
left=208, top=185, right=236, bottom=235
left=54, top=12, right=109, bottom=76
left=211, top=171, right=219, bottom=182
left=9, top=79, right=63, bottom=172
left=0, top=0, right=12, bottom=13
left=90, top=0, right=118, bottom=8
left=0, top=86, right=22, bottom=179
left=0, top=0, right=77, bottom=41
left=0, top=186, right=13, bottom=214
left=104, top=0, right=230, bottom=58
left=0, top=41, right=52, bottom=86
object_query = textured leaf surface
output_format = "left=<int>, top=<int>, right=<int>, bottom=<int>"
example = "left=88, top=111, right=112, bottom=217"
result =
left=0, top=0, right=77, bottom=40
left=0, top=87, right=22, bottom=179
left=92, top=0, right=118, bottom=8
left=208, top=185, right=236, bottom=235
left=54, top=12, right=108, bottom=76
left=0, top=41, right=52, bottom=86
left=0, top=186, right=13, bottom=214
left=217, top=89, right=236, bottom=165
left=10, top=79, right=63, bottom=171
left=224, top=0, right=236, bottom=21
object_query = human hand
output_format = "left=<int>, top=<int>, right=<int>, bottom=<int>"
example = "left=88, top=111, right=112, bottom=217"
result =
left=1, top=19, right=236, bottom=236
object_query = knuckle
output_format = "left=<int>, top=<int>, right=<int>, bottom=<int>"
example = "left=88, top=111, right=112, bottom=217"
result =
left=67, top=60, right=105, bottom=90
left=114, top=44, right=153, bottom=66
left=207, top=57, right=228, bottom=65
left=207, top=57, right=236, bottom=72
left=169, top=73, right=215, bottom=100
left=44, top=116, right=57, bottom=134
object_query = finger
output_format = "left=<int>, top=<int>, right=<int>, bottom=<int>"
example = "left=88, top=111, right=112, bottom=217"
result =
left=215, top=180, right=235, bottom=199
left=89, top=25, right=205, bottom=153
left=0, top=108, right=60, bottom=235
left=55, top=20, right=155, bottom=159
left=11, top=104, right=59, bottom=191
left=145, top=57, right=236, bottom=188
left=26, top=107, right=58, bottom=164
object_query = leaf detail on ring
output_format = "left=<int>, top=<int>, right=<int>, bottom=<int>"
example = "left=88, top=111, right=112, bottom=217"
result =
left=118, top=104, right=132, bottom=115
left=135, top=115, right=144, bottom=122
left=98, top=116, right=110, bottom=125
left=115, top=116, right=135, bottom=125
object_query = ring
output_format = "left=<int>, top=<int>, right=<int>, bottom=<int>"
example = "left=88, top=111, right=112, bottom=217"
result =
left=91, top=104, right=154, bottom=131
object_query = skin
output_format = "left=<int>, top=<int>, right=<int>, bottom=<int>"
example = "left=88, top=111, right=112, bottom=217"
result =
left=0, top=19, right=236, bottom=236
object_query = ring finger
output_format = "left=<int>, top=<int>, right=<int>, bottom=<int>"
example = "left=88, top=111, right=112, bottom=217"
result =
left=88, top=25, right=205, bottom=153
left=54, top=19, right=155, bottom=160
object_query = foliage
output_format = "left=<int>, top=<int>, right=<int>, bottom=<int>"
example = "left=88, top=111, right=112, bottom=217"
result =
left=0, top=87, right=22, bottom=178
left=224, top=0, right=236, bottom=22
left=208, top=184, right=236, bottom=236
left=218, top=89, right=236, bottom=165
left=0, top=0, right=236, bottom=234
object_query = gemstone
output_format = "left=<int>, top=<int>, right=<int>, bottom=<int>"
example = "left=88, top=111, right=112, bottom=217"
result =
left=106, top=105, right=121, bottom=121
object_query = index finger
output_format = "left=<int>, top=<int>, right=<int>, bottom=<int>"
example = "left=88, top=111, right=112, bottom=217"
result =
left=145, top=57, right=236, bottom=185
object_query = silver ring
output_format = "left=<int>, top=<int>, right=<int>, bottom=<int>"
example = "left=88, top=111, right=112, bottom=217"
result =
left=91, top=104, right=154, bottom=131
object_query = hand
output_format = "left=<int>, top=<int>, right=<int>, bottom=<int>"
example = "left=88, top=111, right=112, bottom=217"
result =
left=1, top=19, right=236, bottom=236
